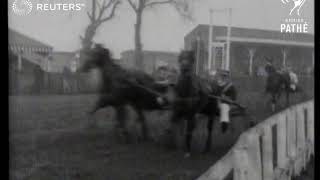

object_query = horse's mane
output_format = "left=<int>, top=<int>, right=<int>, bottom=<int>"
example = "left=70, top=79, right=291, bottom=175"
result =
left=94, top=45, right=123, bottom=69
left=94, top=46, right=155, bottom=85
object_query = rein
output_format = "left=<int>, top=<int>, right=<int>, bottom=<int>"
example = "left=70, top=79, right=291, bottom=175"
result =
left=207, top=94, right=246, bottom=110
left=124, top=78, right=246, bottom=110
left=124, top=79, right=165, bottom=98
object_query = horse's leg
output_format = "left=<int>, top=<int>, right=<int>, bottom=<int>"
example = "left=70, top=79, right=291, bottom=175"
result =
left=185, top=116, right=196, bottom=157
left=132, top=107, right=149, bottom=141
left=91, top=94, right=129, bottom=142
left=204, top=116, right=214, bottom=153
left=86, top=94, right=113, bottom=128
left=114, top=105, right=130, bottom=143
left=89, top=94, right=111, bottom=115
left=167, top=111, right=182, bottom=149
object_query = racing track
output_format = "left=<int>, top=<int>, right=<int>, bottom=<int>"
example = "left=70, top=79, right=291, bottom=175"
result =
left=9, top=87, right=313, bottom=180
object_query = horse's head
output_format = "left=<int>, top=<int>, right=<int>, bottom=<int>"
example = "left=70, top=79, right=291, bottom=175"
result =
left=178, top=50, right=195, bottom=74
left=78, top=44, right=112, bottom=72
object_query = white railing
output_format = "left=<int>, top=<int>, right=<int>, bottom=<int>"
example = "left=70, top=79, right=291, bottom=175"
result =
left=197, top=100, right=314, bottom=180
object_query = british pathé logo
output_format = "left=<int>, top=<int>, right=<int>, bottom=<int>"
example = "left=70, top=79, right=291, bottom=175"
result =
left=280, top=0, right=308, bottom=33
left=281, top=0, right=306, bottom=16
left=12, top=0, right=33, bottom=16
left=12, top=0, right=86, bottom=15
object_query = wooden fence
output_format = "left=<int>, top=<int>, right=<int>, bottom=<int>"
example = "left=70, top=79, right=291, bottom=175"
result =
left=9, top=68, right=99, bottom=95
left=197, top=100, right=314, bottom=180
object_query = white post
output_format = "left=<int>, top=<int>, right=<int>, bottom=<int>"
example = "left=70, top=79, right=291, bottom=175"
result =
left=277, top=113, right=287, bottom=169
left=246, top=132, right=262, bottom=180
left=262, top=125, right=274, bottom=180
left=312, top=50, right=314, bottom=68
left=47, top=59, right=51, bottom=72
left=248, top=48, right=256, bottom=76
left=208, top=9, right=213, bottom=71
left=287, top=107, right=297, bottom=176
left=45, top=55, right=52, bottom=72
left=196, top=36, right=201, bottom=75
left=306, top=102, right=314, bottom=155
left=18, top=51, right=22, bottom=71
left=282, top=48, right=287, bottom=68
left=225, top=8, right=232, bottom=71
left=296, top=106, right=306, bottom=174
left=233, top=147, right=250, bottom=180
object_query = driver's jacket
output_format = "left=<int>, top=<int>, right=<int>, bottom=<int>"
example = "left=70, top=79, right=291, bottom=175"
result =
left=209, top=81, right=237, bottom=102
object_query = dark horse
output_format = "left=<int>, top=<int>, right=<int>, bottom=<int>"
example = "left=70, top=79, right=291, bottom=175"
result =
left=168, top=50, right=232, bottom=156
left=264, top=59, right=302, bottom=112
left=78, top=45, right=170, bottom=141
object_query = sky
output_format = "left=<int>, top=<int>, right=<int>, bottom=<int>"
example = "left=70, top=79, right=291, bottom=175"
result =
left=9, top=0, right=314, bottom=58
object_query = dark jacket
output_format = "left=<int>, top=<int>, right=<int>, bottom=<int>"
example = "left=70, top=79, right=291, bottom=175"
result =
left=216, top=82, right=237, bottom=101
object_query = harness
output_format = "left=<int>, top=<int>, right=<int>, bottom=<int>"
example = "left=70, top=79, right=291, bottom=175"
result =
left=221, top=82, right=233, bottom=94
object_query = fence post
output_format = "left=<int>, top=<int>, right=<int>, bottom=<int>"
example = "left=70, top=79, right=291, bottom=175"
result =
left=262, top=125, right=274, bottom=180
left=233, top=146, right=249, bottom=180
left=245, top=132, right=262, bottom=180
left=295, top=106, right=306, bottom=174
left=286, top=107, right=297, bottom=177
left=277, top=113, right=287, bottom=168
left=307, top=101, right=314, bottom=155
left=196, top=100, right=313, bottom=180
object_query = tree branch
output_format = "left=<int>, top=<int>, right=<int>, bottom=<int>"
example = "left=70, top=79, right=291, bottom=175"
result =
left=127, top=0, right=138, bottom=12
left=87, top=12, right=95, bottom=22
left=100, top=0, right=121, bottom=22
left=97, top=0, right=115, bottom=20
left=144, top=0, right=173, bottom=7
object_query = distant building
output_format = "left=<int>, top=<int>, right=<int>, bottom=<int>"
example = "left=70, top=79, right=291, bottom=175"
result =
left=184, top=25, right=314, bottom=76
left=9, top=29, right=53, bottom=72
left=120, top=50, right=179, bottom=74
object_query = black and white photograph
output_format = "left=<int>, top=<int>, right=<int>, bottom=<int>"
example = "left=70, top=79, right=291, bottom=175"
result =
left=9, top=0, right=314, bottom=179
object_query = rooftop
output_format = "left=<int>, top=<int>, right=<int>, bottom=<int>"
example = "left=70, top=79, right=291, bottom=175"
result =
left=121, top=50, right=179, bottom=56
left=9, top=28, right=53, bottom=50
left=187, top=24, right=314, bottom=43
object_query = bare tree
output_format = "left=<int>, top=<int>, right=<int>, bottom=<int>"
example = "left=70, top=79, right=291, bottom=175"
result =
left=80, top=0, right=122, bottom=50
left=126, top=0, right=194, bottom=70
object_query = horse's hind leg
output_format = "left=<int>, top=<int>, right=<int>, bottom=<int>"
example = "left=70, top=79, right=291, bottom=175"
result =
left=134, top=108, right=149, bottom=142
left=185, top=116, right=196, bottom=157
left=89, top=94, right=112, bottom=115
left=167, top=112, right=183, bottom=149
left=114, top=105, right=130, bottom=143
left=87, top=95, right=112, bottom=127
left=204, top=116, right=214, bottom=153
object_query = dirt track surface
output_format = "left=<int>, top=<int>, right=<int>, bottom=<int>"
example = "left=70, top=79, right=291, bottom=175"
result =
left=9, top=91, right=313, bottom=180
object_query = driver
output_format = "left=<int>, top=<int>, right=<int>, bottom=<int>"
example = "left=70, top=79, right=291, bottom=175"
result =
left=285, top=66, right=299, bottom=91
left=215, top=69, right=237, bottom=133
